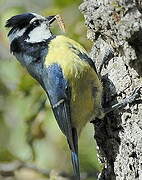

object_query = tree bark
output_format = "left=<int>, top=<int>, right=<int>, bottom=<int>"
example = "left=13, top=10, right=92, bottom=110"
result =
left=79, top=1, right=142, bottom=180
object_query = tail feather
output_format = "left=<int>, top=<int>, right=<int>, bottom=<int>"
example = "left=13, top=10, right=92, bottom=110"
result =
left=68, top=128, right=80, bottom=180
left=71, top=151, right=80, bottom=180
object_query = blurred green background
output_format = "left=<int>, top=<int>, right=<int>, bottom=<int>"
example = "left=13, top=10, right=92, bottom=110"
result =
left=0, top=0, right=101, bottom=179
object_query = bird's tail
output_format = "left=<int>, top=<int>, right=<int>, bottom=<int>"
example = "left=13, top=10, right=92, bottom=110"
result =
left=71, top=151, right=80, bottom=180
left=69, top=128, right=80, bottom=180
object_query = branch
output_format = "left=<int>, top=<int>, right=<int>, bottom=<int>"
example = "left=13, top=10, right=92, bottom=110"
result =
left=0, top=161, right=49, bottom=177
left=0, top=161, right=99, bottom=180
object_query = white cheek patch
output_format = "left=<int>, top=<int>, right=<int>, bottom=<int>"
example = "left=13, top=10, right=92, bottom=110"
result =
left=8, top=28, right=26, bottom=42
left=26, top=23, right=52, bottom=43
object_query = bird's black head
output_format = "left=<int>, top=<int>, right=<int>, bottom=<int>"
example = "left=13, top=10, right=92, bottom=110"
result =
left=5, top=13, right=56, bottom=44
left=5, top=13, right=56, bottom=84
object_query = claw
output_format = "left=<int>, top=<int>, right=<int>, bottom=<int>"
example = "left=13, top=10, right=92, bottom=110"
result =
left=104, top=86, right=142, bottom=115
left=125, top=86, right=142, bottom=104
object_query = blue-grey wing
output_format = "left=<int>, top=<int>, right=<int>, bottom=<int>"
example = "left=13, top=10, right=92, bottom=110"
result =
left=42, top=63, right=80, bottom=179
left=42, top=63, right=73, bottom=147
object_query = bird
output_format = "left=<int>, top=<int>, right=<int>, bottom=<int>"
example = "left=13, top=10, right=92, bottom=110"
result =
left=5, top=12, right=105, bottom=180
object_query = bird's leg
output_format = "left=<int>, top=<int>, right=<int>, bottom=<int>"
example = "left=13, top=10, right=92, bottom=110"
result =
left=104, top=86, right=142, bottom=114
left=91, top=87, right=141, bottom=124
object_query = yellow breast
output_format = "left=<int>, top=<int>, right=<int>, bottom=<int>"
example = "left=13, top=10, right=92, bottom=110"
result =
left=45, top=35, right=103, bottom=134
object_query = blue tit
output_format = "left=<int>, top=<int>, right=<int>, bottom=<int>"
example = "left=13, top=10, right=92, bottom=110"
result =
left=5, top=13, right=104, bottom=180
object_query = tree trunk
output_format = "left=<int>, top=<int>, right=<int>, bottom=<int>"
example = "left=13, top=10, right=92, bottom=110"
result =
left=79, top=0, right=142, bottom=180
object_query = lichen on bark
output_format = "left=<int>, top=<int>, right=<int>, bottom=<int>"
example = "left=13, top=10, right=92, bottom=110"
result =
left=79, top=1, right=142, bottom=180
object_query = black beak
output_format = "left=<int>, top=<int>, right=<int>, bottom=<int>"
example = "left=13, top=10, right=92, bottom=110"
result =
left=46, top=15, right=56, bottom=24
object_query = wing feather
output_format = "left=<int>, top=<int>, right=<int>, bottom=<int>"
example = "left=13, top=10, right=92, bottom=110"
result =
left=42, top=63, right=74, bottom=149
left=42, top=63, right=80, bottom=179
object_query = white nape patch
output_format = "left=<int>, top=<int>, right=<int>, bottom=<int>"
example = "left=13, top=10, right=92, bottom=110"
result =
left=26, top=22, right=52, bottom=43
left=8, top=28, right=26, bottom=42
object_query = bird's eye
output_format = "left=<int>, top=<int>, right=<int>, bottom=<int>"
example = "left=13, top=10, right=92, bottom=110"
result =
left=33, top=20, right=40, bottom=27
